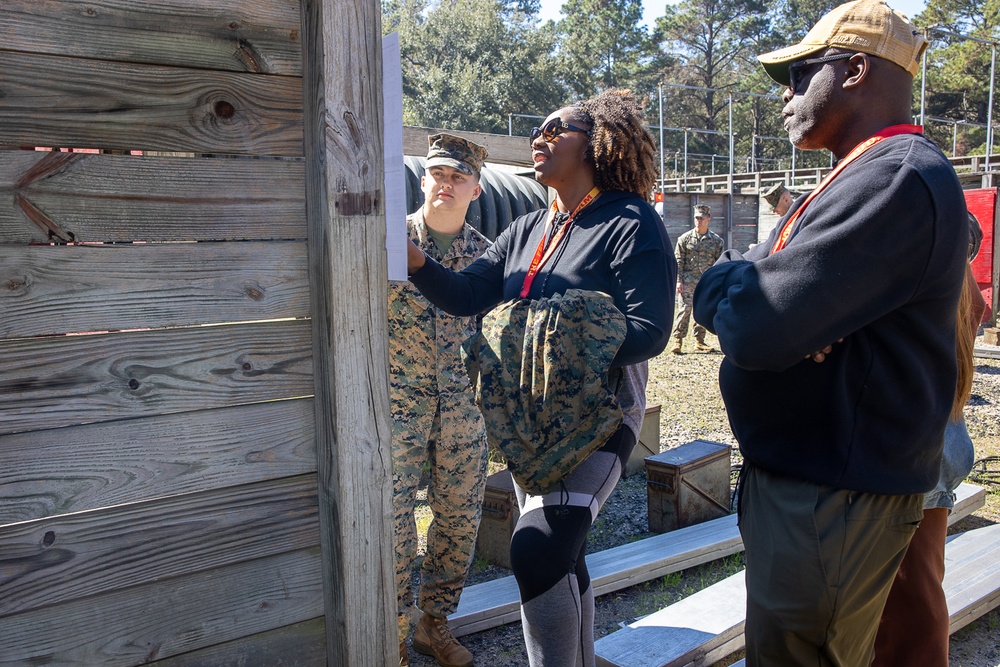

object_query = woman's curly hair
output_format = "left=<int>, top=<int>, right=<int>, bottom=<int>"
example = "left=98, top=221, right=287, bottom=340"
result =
left=568, top=89, right=659, bottom=200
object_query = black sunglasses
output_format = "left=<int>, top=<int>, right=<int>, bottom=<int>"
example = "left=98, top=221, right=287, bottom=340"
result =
left=787, top=53, right=854, bottom=94
left=529, top=118, right=592, bottom=144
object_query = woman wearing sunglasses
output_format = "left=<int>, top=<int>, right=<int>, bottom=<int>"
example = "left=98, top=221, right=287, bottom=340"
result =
left=406, top=88, right=676, bottom=665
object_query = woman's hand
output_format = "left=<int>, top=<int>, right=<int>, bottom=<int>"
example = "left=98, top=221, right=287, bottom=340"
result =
left=407, top=239, right=426, bottom=274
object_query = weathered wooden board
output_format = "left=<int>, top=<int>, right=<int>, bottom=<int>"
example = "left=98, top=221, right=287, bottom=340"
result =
left=731, top=193, right=761, bottom=250
left=662, top=193, right=759, bottom=253
left=301, top=0, right=398, bottom=662
left=0, top=150, right=306, bottom=243
left=404, top=125, right=535, bottom=167
left=0, top=398, right=315, bottom=524
left=0, top=547, right=324, bottom=667
left=724, top=525, right=1000, bottom=667
left=0, top=52, right=303, bottom=156
left=594, top=484, right=989, bottom=667
left=944, top=523, right=1000, bottom=633
left=1, top=0, right=303, bottom=76
left=0, top=319, right=314, bottom=436
left=1, top=241, right=310, bottom=338
left=596, top=569, right=747, bottom=667
left=0, top=474, right=319, bottom=617
left=148, top=618, right=327, bottom=667
left=974, top=345, right=1000, bottom=359
left=452, top=513, right=742, bottom=637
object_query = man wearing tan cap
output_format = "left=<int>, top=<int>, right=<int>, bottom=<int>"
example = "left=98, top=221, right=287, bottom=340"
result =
left=389, top=133, right=490, bottom=667
left=693, top=1, right=968, bottom=664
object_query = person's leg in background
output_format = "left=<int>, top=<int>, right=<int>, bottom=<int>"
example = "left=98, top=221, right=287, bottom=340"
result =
left=392, top=395, right=436, bottom=665
left=871, top=507, right=949, bottom=667
left=413, top=395, right=488, bottom=667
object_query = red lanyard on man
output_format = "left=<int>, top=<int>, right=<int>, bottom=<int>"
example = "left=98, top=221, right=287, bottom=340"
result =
left=519, top=187, right=601, bottom=298
left=769, top=125, right=923, bottom=255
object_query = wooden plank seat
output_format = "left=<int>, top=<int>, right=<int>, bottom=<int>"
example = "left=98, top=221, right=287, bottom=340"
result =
left=594, top=483, right=988, bottom=667
left=451, top=510, right=743, bottom=637
left=725, top=524, right=1000, bottom=667
left=973, top=344, right=1000, bottom=359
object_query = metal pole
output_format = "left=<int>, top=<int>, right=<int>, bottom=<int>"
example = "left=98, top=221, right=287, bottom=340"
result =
left=659, top=83, right=665, bottom=213
left=953, top=121, right=958, bottom=157
left=987, top=43, right=996, bottom=172
left=728, top=95, right=734, bottom=183
left=728, top=94, right=734, bottom=249
left=509, top=114, right=513, bottom=136
left=920, top=37, right=928, bottom=126
left=684, top=129, right=689, bottom=191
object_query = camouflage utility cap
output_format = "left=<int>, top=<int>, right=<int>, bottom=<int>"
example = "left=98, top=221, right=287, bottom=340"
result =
left=762, top=183, right=788, bottom=208
left=694, top=204, right=711, bottom=218
left=463, top=289, right=626, bottom=495
left=426, top=133, right=488, bottom=176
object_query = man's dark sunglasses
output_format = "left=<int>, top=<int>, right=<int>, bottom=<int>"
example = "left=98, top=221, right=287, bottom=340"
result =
left=529, top=118, right=591, bottom=144
left=788, top=53, right=854, bottom=94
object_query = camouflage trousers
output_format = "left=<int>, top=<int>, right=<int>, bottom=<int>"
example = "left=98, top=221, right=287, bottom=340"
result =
left=672, top=287, right=707, bottom=341
left=392, top=386, right=488, bottom=641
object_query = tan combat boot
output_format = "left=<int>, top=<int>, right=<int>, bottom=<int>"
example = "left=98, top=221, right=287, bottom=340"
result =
left=671, top=338, right=683, bottom=355
left=413, top=613, right=473, bottom=667
left=399, top=640, right=409, bottom=666
left=695, top=338, right=713, bottom=352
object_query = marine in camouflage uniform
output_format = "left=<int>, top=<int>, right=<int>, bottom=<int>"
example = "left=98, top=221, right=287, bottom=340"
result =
left=672, top=204, right=724, bottom=353
left=389, top=133, right=490, bottom=667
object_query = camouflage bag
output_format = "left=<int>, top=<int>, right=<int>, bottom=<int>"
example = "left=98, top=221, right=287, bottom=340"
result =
left=462, top=289, right=626, bottom=494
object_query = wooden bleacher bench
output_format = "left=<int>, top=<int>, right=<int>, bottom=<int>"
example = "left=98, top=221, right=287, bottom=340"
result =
left=726, top=525, right=1000, bottom=667
left=451, top=511, right=742, bottom=637
left=594, top=483, right=988, bottom=667
left=973, top=344, right=1000, bottom=359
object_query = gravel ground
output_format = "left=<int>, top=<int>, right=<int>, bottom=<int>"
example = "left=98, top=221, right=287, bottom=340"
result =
left=405, top=332, right=1000, bottom=667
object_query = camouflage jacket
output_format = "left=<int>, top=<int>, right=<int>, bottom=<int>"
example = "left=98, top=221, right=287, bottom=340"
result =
left=463, top=289, right=626, bottom=494
left=675, top=228, right=724, bottom=286
left=388, top=209, right=491, bottom=394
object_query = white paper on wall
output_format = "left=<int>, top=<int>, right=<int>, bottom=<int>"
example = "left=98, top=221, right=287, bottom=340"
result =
left=383, top=32, right=407, bottom=281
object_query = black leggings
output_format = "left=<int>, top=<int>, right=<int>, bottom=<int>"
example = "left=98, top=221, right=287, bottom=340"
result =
left=510, top=426, right=636, bottom=667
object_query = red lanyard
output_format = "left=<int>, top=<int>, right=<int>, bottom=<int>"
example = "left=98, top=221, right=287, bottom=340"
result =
left=770, top=125, right=923, bottom=255
left=519, top=187, right=601, bottom=298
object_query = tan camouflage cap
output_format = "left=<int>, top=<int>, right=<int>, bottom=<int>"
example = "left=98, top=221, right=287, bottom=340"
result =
left=426, top=133, right=488, bottom=176
left=758, top=0, right=928, bottom=86
left=762, top=183, right=788, bottom=208
left=694, top=204, right=711, bottom=218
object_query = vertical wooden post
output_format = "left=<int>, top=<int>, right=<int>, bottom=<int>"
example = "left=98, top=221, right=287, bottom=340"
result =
left=300, top=1, right=396, bottom=664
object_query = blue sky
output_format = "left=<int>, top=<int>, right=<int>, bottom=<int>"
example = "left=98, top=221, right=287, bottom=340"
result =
left=535, top=0, right=928, bottom=28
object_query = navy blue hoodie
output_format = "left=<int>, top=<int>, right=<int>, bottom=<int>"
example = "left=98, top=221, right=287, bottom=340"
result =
left=411, top=190, right=676, bottom=368
left=694, top=133, right=967, bottom=495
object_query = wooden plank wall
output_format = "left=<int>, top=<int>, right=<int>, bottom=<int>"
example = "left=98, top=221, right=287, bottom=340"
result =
left=1, top=1, right=394, bottom=665
left=662, top=193, right=760, bottom=252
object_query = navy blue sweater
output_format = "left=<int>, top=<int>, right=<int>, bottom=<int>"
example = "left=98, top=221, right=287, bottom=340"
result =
left=693, top=133, right=968, bottom=495
left=410, top=190, right=676, bottom=367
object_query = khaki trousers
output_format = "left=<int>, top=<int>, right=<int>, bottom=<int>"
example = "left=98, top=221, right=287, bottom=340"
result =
left=739, top=464, right=923, bottom=667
